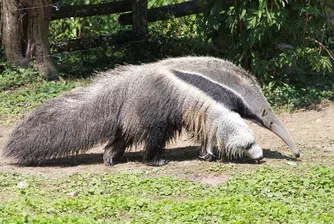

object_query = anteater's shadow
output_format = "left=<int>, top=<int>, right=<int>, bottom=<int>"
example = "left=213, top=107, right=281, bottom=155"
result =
left=262, top=148, right=297, bottom=161
left=16, top=146, right=296, bottom=167
left=18, top=146, right=200, bottom=167
left=228, top=149, right=297, bottom=165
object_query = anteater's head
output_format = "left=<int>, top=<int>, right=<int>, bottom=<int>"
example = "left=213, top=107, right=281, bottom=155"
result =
left=255, top=107, right=300, bottom=158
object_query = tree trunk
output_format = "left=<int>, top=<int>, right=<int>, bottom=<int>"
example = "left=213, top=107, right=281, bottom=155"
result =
left=1, top=0, right=57, bottom=75
left=1, top=0, right=26, bottom=66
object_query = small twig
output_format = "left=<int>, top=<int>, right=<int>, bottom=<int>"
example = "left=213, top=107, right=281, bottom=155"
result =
left=319, top=23, right=326, bottom=54
left=303, top=0, right=311, bottom=37
left=306, top=36, right=334, bottom=61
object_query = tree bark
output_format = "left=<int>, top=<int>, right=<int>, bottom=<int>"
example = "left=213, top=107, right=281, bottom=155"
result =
left=1, top=0, right=26, bottom=65
left=1, top=0, right=57, bottom=75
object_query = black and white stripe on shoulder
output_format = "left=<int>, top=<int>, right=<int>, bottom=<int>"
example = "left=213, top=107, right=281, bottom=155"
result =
left=172, top=69, right=259, bottom=121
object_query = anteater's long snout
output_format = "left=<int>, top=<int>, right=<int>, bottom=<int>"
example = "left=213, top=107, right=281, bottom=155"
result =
left=270, top=120, right=300, bottom=158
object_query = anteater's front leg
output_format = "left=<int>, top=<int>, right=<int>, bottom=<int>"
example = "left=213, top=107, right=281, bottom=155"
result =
left=103, top=138, right=126, bottom=166
left=198, top=140, right=216, bottom=162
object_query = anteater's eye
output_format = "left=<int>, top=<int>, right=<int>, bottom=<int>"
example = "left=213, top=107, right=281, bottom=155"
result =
left=246, top=142, right=254, bottom=150
left=261, top=108, right=267, bottom=117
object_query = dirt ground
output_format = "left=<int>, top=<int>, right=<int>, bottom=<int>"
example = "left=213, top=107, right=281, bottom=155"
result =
left=0, top=103, right=333, bottom=185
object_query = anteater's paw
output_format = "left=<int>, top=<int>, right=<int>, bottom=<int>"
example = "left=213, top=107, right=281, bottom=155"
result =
left=148, top=157, right=169, bottom=167
left=103, top=156, right=119, bottom=167
left=198, top=152, right=216, bottom=162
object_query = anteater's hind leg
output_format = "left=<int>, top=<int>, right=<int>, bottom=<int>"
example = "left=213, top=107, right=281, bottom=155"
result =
left=144, top=148, right=169, bottom=166
left=144, top=146, right=169, bottom=166
left=103, top=138, right=126, bottom=166
left=143, top=127, right=170, bottom=166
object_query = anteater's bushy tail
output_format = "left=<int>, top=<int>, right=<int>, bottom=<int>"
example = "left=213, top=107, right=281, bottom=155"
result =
left=4, top=82, right=121, bottom=165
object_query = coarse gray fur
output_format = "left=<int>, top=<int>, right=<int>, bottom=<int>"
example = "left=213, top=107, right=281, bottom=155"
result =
left=4, top=57, right=265, bottom=166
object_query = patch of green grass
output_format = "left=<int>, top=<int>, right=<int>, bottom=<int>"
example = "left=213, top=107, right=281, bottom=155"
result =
left=0, top=79, right=84, bottom=124
left=0, top=63, right=88, bottom=123
left=0, top=65, right=40, bottom=91
left=0, top=165, right=333, bottom=223
left=204, top=162, right=238, bottom=173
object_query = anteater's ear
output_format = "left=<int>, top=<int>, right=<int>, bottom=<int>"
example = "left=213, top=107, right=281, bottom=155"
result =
left=260, top=108, right=267, bottom=117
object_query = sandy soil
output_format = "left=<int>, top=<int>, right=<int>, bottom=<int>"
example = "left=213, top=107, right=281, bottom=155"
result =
left=1, top=103, right=333, bottom=185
